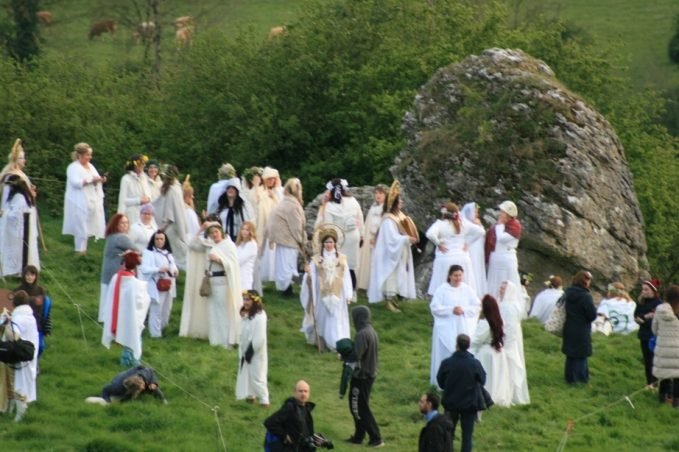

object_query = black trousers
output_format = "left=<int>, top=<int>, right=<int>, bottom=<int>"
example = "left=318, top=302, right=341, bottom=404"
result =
left=446, top=410, right=476, bottom=452
left=349, top=377, right=381, bottom=443
left=658, top=378, right=679, bottom=403
left=564, top=357, right=589, bottom=384
left=640, top=339, right=657, bottom=385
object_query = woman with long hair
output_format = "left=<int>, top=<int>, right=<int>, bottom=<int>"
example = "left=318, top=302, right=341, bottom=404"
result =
left=98, top=213, right=136, bottom=322
left=217, top=178, right=254, bottom=242
left=140, top=231, right=178, bottom=338
left=634, top=279, right=663, bottom=385
left=426, top=201, right=484, bottom=296
left=236, top=221, right=258, bottom=292
left=62, top=142, right=106, bottom=254
left=117, top=153, right=151, bottom=224
left=472, top=295, right=511, bottom=406
left=236, top=290, right=269, bottom=407
left=485, top=201, right=522, bottom=299
left=0, top=174, right=39, bottom=276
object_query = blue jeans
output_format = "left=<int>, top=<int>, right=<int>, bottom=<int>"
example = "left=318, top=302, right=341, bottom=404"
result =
left=564, top=357, right=589, bottom=384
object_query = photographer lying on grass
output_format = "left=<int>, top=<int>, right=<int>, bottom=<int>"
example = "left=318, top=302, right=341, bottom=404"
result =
left=85, top=365, right=167, bottom=405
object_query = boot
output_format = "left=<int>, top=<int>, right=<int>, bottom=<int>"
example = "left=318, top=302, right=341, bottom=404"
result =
left=282, top=284, right=294, bottom=298
left=385, top=299, right=401, bottom=313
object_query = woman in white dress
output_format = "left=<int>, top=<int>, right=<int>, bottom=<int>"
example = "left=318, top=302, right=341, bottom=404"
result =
left=146, top=161, right=162, bottom=202
left=140, top=231, right=178, bottom=338
left=357, top=185, right=386, bottom=291
left=117, top=154, right=151, bottom=225
left=0, top=175, right=39, bottom=277
left=529, top=275, right=563, bottom=324
left=315, top=178, right=364, bottom=295
left=367, top=181, right=417, bottom=312
left=236, top=290, right=269, bottom=407
left=300, top=226, right=352, bottom=351
left=62, top=143, right=106, bottom=254
left=426, top=202, right=484, bottom=296
left=236, top=221, right=258, bottom=291
left=182, top=175, right=200, bottom=239
left=129, top=203, right=158, bottom=251
left=485, top=201, right=522, bottom=299
left=152, top=165, right=188, bottom=270
left=499, top=280, right=530, bottom=405
left=217, top=178, right=255, bottom=242
left=471, top=294, right=512, bottom=407
left=596, top=282, right=638, bottom=335
left=429, top=264, right=480, bottom=386
left=461, top=202, right=487, bottom=298
left=257, top=167, right=283, bottom=283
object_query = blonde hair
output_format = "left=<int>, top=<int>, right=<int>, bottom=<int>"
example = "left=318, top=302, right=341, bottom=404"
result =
left=237, top=221, right=257, bottom=245
left=123, top=376, right=145, bottom=399
left=607, top=282, right=631, bottom=301
left=284, top=178, right=303, bottom=205
left=71, top=142, right=91, bottom=161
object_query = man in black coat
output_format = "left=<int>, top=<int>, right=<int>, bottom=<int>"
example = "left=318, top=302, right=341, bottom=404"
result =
left=418, top=392, right=454, bottom=452
left=264, top=380, right=316, bottom=452
left=561, top=270, right=597, bottom=384
left=436, top=334, right=487, bottom=452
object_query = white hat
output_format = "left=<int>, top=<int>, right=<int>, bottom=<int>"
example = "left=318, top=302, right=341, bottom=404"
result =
left=262, top=167, right=279, bottom=179
left=498, top=200, right=518, bottom=218
left=224, top=177, right=242, bottom=192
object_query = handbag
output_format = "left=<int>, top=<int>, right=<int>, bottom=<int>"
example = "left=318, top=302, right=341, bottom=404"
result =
left=0, top=321, right=35, bottom=364
left=544, top=295, right=567, bottom=337
left=156, top=278, right=172, bottom=292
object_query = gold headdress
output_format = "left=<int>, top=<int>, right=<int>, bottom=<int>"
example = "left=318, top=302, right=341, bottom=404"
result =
left=312, top=223, right=345, bottom=255
left=9, top=138, right=23, bottom=164
left=182, top=174, right=193, bottom=192
left=386, top=180, right=401, bottom=211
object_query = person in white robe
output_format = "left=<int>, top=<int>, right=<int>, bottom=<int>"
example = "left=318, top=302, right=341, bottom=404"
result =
left=357, top=185, right=386, bottom=291
left=6, top=291, right=39, bottom=421
left=179, top=235, right=210, bottom=340
left=429, top=264, right=480, bottom=387
left=596, top=282, right=639, bottom=335
left=182, top=175, right=200, bottom=239
left=146, top=161, right=162, bottom=202
left=499, top=280, right=530, bottom=405
left=315, top=178, right=364, bottom=297
left=129, top=203, right=158, bottom=251
left=62, top=142, right=106, bottom=254
left=101, top=253, right=151, bottom=367
left=98, top=214, right=136, bottom=322
left=367, top=181, right=417, bottom=312
left=241, top=166, right=263, bottom=216
left=529, top=275, right=564, bottom=324
left=196, top=222, right=242, bottom=348
left=152, top=165, right=188, bottom=270
left=268, top=178, right=306, bottom=296
left=140, top=231, right=178, bottom=338
left=117, top=154, right=151, bottom=225
left=485, top=201, right=522, bottom=299
left=217, top=178, right=255, bottom=242
left=0, top=175, right=39, bottom=277
left=426, top=202, right=484, bottom=296
left=206, top=163, right=237, bottom=215
left=300, top=226, right=352, bottom=351
left=236, top=221, right=258, bottom=291
left=461, top=202, right=487, bottom=298
left=236, top=290, right=269, bottom=406
left=471, top=294, right=512, bottom=407
left=257, top=167, right=283, bottom=283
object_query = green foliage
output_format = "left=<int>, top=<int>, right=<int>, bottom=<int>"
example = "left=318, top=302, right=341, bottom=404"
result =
left=669, top=14, right=679, bottom=64
left=2, top=0, right=41, bottom=62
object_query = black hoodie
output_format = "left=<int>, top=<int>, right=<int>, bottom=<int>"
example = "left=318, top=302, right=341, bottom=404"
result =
left=351, top=306, right=379, bottom=379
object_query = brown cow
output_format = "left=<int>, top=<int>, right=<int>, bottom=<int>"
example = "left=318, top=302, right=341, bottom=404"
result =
left=268, top=26, right=286, bottom=39
left=89, top=20, right=117, bottom=40
left=36, top=10, right=53, bottom=26
left=174, top=16, right=194, bottom=31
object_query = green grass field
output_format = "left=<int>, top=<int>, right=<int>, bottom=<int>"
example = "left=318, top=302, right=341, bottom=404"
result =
left=510, top=0, right=679, bottom=90
left=0, top=215, right=678, bottom=451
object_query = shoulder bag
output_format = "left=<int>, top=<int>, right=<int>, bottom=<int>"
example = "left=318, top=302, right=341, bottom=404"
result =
left=544, top=294, right=567, bottom=337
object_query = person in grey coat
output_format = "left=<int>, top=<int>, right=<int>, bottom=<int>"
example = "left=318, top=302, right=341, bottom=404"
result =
left=652, top=285, right=679, bottom=405
left=561, top=270, right=597, bottom=384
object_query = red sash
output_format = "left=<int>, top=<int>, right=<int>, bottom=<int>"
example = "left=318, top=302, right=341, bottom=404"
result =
left=484, top=219, right=522, bottom=264
left=111, top=270, right=135, bottom=335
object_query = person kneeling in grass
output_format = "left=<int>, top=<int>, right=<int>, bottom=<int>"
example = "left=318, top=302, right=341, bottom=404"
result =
left=86, top=365, right=167, bottom=405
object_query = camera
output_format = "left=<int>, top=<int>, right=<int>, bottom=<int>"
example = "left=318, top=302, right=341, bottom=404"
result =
left=304, top=433, right=334, bottom=450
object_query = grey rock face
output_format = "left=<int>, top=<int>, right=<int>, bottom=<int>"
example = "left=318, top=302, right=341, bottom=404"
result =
left=392, top=48, right=648, bottom=296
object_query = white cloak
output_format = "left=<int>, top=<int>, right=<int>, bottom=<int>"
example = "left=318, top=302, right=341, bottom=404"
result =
left=11, top=305, right=39, bottom=403
left=356, top=203, right=383, bottom=290
left=205, top=237, right=242, bottom=347
left=0, top=194, right=39, bottom=277
left=152, top=183, right=188, bottom=270
left=101, top=274, right=151, bottom=360
left=367, top=216, right=415, bottom=303
left=236, top=311, right=269, bottom=403
left=429, top=282, right=480, bottom=386
left=486, top=224, right=521, bottom=299
left=500, top=281, right=530, bottom=405
left=179, top=237, right=210, bottom=339
left=529, top=287, right=563, bottom=324
left=62, top=161, right=105, bottom=240
left=117, top=171, right=151, bottom=224
left=471, top=319, right=512, bottom=407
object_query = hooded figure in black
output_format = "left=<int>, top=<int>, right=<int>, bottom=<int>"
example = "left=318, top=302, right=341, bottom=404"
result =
left=346, top=306, right=383, bottom=447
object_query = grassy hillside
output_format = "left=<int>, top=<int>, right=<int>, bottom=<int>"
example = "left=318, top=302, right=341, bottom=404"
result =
left=509, top=0, right=679, bottom=89
left=0, top=215, right=677, bottom=450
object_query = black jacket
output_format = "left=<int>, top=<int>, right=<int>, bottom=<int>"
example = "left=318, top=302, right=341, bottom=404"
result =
left=436, top=350, right=486, bottom=412
left=634, top=297, right=663, bottom=341
left=419, top=412, right=454, bottom=452
left=264, top=397, right=315, bottom=452
left=103, top=366, right=166, bottom=402
left=561, top=285, right=597, bottom=358
left=351, top=306, right=378, bottom=379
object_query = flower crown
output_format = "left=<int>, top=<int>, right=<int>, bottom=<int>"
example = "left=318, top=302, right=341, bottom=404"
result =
left=126, top=154, right=149, bottom=168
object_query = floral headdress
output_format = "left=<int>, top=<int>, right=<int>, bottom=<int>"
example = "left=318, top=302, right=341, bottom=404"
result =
left=126, top=154, right=149, bottom=169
